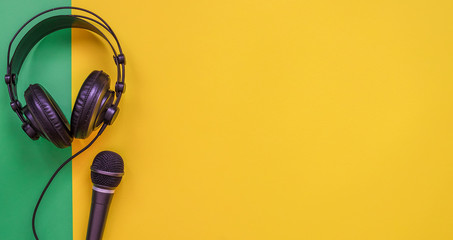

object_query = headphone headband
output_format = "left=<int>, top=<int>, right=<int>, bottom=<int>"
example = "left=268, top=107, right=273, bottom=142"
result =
left=10, top=15, right=118, bottom=78
left=7, top=6, right=123, bottom=66
left=5, top=7, right=125, bottom=128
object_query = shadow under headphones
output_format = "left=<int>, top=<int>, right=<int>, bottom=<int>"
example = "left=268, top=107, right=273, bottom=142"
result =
left=5, top=7, right=126, bottom=148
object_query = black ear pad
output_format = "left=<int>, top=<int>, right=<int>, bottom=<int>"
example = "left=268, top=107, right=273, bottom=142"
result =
left=23, top=84, right=73, bottom=148
left=71, top=70, right=113, bottom=139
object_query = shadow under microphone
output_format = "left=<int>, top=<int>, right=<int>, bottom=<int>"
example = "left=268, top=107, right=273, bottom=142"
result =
left=87, top=151, right=124, bottom=240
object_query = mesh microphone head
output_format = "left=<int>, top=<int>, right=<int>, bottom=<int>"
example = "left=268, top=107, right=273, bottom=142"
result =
left=91, top=151, right=124, bottom=189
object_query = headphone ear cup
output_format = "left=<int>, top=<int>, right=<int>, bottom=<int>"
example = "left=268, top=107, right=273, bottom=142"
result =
left=71, top=70, right=113, bottom=139
left=23, top=84, right=73, bottom=148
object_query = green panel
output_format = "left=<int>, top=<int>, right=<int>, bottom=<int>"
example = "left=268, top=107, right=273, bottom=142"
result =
left=0, top=1, right=72, bottom=240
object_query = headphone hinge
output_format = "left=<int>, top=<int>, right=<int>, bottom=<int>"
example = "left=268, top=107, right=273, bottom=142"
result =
left=5, top=74, right=15, bottom=85
left=10, top=100, right=21, bottom=111
left=115, top=82, right=126, bottom=94
left=5, top=74, right=17, bottom=86
left=113, top=54, right=126, bottom=65
left=104, top=106, right=120, bottom=125
left=5, top=74, right=11, bottom=84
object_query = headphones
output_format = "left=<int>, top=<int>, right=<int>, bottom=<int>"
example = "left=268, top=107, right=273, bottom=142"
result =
left=5, top=7, right=126, bottom=148
left=5, top=7, right=127, bottom=239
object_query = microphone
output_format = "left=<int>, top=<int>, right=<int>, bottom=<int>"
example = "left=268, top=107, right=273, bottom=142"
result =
left=87, top=151, right=124, bottom=240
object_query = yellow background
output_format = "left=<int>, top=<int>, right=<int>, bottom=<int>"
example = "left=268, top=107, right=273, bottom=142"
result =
left=72, top=0, right=453, bottom=239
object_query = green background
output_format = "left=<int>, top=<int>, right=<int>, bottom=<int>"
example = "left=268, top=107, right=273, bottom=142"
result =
left=0, top=1, right=72, bottom=239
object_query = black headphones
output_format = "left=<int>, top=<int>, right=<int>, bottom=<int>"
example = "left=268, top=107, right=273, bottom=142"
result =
left=5, top=7, right=126, bottom=148
left=5, top=7, right=127, bottom=239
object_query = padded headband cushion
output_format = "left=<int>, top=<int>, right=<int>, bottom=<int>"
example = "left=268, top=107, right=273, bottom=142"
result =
left=71, top=70, right=110, bottom=139
left=24, top=84, right=73, bottom=148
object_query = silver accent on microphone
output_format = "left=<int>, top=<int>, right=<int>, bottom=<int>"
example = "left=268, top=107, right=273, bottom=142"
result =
left=93, top=186, right=115, bottom=194
left=90, top=167, right=124, bottom=177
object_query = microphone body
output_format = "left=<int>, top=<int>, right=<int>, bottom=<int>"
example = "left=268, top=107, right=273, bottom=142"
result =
left=86, top=151, right=124, bottom=240
left=87, top=187, right=114, bottom=240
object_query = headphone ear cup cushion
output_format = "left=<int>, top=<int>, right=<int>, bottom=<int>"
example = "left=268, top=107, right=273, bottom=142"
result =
left=71, top=70, right=111, bottom=139
left=24, top=84, right=73, bottom=148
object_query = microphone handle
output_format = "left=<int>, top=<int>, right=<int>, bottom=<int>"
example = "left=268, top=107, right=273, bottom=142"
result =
left=86, top=188, right=114, bottom=240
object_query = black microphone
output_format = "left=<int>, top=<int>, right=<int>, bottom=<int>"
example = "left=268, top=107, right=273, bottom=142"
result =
left=87, top=151, right=124, bottom=240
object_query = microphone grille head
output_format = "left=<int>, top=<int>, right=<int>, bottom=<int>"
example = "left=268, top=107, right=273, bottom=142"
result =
left=91, top=151, right=124, bottom=189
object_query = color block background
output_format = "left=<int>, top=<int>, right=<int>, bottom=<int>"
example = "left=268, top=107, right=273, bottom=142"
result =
left=0, top=1, right=72, bottom=239
left=3, top=0, right=453, bottom=239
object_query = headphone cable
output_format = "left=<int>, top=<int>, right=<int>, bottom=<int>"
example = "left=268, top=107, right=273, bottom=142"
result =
left=32, top=124, right=108, bottom=240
